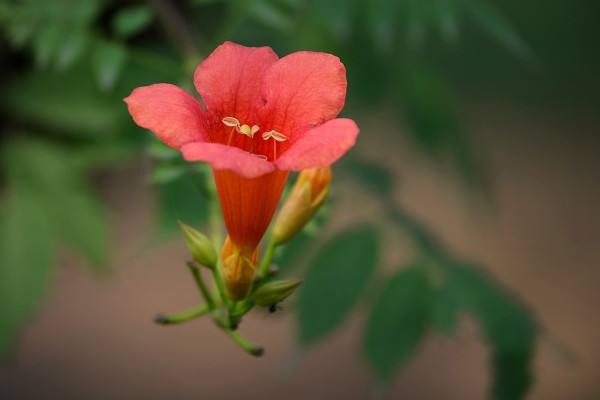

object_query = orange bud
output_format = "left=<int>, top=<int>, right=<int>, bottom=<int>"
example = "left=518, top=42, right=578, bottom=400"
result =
left=221, top=236, right=258, bottom=301
left=272, top=167, right=332, bottom=245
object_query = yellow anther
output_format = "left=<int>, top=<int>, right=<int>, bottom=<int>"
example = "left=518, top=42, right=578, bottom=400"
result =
left=261, top=130, right=287, bottom=142
left=252, top=153, right=268, bottom=160
left=239, top=124, right=260, bottom=138
left=222, top=117, right=240, bottom=128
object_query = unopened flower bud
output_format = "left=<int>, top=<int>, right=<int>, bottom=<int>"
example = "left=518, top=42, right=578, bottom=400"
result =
left=272, top=167, right=332, bottom=245
left=221, top=236, right=259, bottom=301
left=178, top=221, right=217, bottom=269
left=254, top=280, right=303, bottom=307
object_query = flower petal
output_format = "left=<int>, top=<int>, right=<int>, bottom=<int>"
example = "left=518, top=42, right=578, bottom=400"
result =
left=213, top=169, right=288, bottom=251
left=181, top=142, right=275, bottom=178
left=261, top=51, right=347, bottom=135
left=124, top=84, right=206, bottom=149
left=275, top=118, right=359, bottom=171
left=194, top=42, right=278, bottom=122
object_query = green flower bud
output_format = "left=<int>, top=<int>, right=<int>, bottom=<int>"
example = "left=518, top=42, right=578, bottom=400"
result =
left=178, top=221, right=217, bottom=269
left=254, top=280, right=303, bottom=307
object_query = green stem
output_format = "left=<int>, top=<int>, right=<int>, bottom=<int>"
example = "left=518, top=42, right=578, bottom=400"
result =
left=155, top=303, right=209, bottom=325
left=187, top=261, right=216, bottom=309
left=225, top=329, right=264, bottom=357
left=258, top=238, right=277, bottom=280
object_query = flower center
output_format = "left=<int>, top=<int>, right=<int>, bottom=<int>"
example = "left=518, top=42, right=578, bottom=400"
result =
left=222, top=117, right=287, bottom=161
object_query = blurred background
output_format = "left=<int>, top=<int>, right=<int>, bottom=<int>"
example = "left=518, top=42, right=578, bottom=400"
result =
left=0, top=0, right=599, bottom=399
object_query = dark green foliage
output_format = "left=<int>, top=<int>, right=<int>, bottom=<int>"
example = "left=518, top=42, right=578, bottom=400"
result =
left=112, top=5, right=154, bottom=39
left=0, top=139, right=111, bottom=357
left=449, top=264, right=536, bottom=400
left=156, top=167, right=210, bottom=234
left=364, top=265, right=434, bottom=382
left=297, top=226, right=378, bottom=346
left=0, top=186, right=57, bottom=357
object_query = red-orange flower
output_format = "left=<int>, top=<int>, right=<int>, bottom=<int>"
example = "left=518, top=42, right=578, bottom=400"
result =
left=125, top=42, right=358, bottom=253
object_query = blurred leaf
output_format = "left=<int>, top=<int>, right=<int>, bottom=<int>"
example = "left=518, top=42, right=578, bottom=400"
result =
left=55, top=30, right=90, bottom=71
left=431, top=274, right=461, bottom=335
left=157, top=170, right=209, bottom=234
left=465, top=0, right=532, bottom=60
left=404, top=0, right=429, bottom=46
left=0, top=0, right=100, bottom=66
left=150, top=163, right=186, bottom=184
left=112, top=5, right=154, bottom=39
left=92, top=39, right=128, bottom=91
left=435, top=0, right=460, bottom=44
left=0, top=188, right=57, bottom=358
left=307, top=0, right=360, bottom=38
left=388, top=206, right=447, bottom=260
left=399, top=61, right=485, bottom=188
left=249, top=1, right=294, bottom=33
left=343, top=157, right=394, bottom=198
left=60, top=192, right=110, bottom=271
left=4, top=139, right=111, bottom=271
left=364, top=264, right=433, bottom=382
left=451, top=264, right=536, bottom=400
left=366, top=0, right=396, bottom=51
left=146, top=138, right=180, bottom=161
left=32, top=24, right=61, bottom=68
left=0, top=66, right=124, bottom=138
left=297, top=226, right=378, bottom=346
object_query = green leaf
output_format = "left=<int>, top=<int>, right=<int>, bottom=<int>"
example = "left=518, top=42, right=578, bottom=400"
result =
left=435, top=0, right=460, bottom=45
left=0, top=188, right=57, bottom=358
left=465, top=0, right=532, bottom=61
left=431, top=276, right=461, bottom=336
left=3, top=139, right=111, bottom=272
left=363, top=265, right=433, bottom=382
left=343, top=157, right=394, bottom=198
left=157, top=171, right=209, bottom=234
left=146, top=138, right=180, bottom=161
left=55, top=29, right=89, bottom=71
left=249, top=1, right=295, bottom=33
left=91, top=39, right=128, bottom=91
left=366, top=0, right=397, bottom=50
left=32, top=24, right=61, bottom=68
left=307, top=0, right=360, bottom=38
left=0, top=66, right=124, bottom=138
left=150, top=163, right=186, bottom=184
left=398, top=61, right=486, bottom=188
left=297, top=226, right=379, bottom=346
left=60, top=192, right=110, bottom=272
left=111, top=5, right=154, bottom=38
left=451, top=264, right=536, bottom=400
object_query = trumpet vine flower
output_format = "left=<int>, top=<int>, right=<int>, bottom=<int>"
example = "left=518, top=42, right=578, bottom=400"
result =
left=125, top=42, right=358, bottom=255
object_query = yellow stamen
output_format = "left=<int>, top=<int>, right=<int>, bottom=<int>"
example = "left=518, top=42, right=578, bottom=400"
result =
left=222, top=117, right=240, bottom=128
left=223, top=117, right=240, bottom=145
left=261, top=130, right=287, bottom=142
left=262, top=130, right=286, bottom=160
